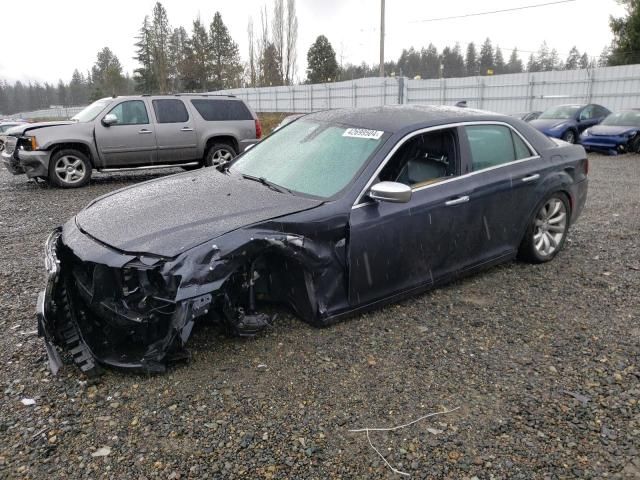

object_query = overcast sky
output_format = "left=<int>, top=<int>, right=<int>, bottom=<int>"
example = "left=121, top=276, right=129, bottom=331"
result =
left=0, top=0, right=626, bottom=84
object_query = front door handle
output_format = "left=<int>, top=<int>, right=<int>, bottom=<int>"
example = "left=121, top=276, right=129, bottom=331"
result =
left=138, top=129, right=153, bottom=134
left=522, top=173, right=540, bottom=183
left=180, top=127, right=194, bottom=132
left=445, top=195, right=470, bottom=206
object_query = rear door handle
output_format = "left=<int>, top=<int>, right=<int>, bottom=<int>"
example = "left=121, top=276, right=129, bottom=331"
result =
left=445, top=195, right=470, bottom=206
left=522, top=173, right=540, bottom=183
left=180, top=127, right=194, bottom=132
left=138, top=129, right=153, bottom=134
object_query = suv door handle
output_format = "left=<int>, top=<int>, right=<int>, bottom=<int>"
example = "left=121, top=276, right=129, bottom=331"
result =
left=180, top=127, right=194, bottom=132
left=138, top=129, right=153, bottom=134
left=522, top=173, right=540, bottom=183
left=445, top=195, right=470, bottom=206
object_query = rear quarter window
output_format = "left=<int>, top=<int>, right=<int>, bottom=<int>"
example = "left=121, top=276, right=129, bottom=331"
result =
left=466, top=125, right=532, bottom=171
left=191, top=99, right=253, bottom=121
left=152, top=99, right=189, bottom=123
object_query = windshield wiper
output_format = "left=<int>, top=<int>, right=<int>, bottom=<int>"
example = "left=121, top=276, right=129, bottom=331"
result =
left=241, top=174, right=292, bottom=194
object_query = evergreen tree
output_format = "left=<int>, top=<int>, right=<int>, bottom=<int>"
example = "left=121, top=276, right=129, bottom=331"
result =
left=465, top=42, right=479, bottom=76
left=186, top=18, right=212, bottom=91
left=91, top=47, right=125, bottom=97
left=398, top=47, right=421, bottom=78
left=151, top=2, right=172, bottom=93
left=69, top=70, right=89, bottom=105
left=609, top=0, right=640, bottom=65
left=134, top=16, right=157, bottom=93
left=598, top=46, right=612, bottom=67
left=581, top=53, right=593, bottom=69
left=441, top=44, right=465, bottom=78
left=565, top=46, right=581, bottom=70
left=56, top=80, right=67, bottom=106
left=209, top=12, right=243, bottom=89
left=527, top=53, right=540, bottom=72
left=479, top=38, right=495, bottom=75
left=306, top=35, right=338, bottom=83
left=506, top=49, right=523, bottom=74
left=421, top=44, right=440, bottom=79
left=168, top=26, right=189, bottom=92
left=261, top=42, right=282, bottom=85
left=494, top=46, right=505, bottom=74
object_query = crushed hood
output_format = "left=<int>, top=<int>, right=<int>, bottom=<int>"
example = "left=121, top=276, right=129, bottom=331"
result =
left=6, top=120, right=75, bottom=135
left=585, top=125, right=639, bottom=137
left=75, top=169, right=323, bottom=257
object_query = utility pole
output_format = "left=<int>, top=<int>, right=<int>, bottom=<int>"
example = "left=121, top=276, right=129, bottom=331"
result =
left=379, top=0, right=385, bottom=77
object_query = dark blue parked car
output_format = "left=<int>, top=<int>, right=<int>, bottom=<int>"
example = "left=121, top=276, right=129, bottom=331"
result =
left=37, top=106, right=588, bottom=375
left=580, top=108, right=640, bottom=154
left=530, top=104, right=611, bottom=144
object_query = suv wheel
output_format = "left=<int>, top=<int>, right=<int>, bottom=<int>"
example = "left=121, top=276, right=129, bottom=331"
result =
left=204, top=143, right=236, bottom=168
left=48, top=149, right=92, bottom=188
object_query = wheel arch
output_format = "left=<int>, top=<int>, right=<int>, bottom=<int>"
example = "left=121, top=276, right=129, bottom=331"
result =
left=204, top=135, right=239, bottom=157
left=48, top=142, right=94, bottom=167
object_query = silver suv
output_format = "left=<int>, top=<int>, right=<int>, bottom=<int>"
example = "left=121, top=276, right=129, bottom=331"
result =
left=1, top=94, right=261, bottom=188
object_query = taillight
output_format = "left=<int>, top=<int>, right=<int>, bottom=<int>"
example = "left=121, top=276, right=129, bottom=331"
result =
left=255, top=119, right=262, bottom=139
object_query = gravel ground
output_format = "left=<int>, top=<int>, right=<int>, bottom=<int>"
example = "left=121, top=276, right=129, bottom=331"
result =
left=0, top=155, right=638, bottom=479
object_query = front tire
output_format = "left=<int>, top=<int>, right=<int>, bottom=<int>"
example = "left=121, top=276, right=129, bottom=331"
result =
left=562, top=130, right=576, bottom=144
left=48, top=149, right=92, bottom=188
left=204, top=143, right=236, bottom=168
left=518, top=193, right=570, bottom=263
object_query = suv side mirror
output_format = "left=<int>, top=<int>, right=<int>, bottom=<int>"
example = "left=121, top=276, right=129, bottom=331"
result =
left=369, top=181, right=412, bottom=203
left=102, top=114, right=118, bottom=126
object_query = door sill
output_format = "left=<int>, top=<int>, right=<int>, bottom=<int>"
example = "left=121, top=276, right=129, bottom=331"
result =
left=97, top=162, right=200, bottom=173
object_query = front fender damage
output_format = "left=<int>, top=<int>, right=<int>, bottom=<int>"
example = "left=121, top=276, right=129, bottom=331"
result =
left=38, top=222, right=346, bottom=375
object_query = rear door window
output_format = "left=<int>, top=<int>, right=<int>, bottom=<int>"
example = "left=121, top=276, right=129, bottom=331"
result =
left=465, top=125, right=531, bottom=171
left=191, top=99, right=253, bottom=121
left=107, top=100, right=149, bottom=125
left=152, top=99, right=189, bottom=123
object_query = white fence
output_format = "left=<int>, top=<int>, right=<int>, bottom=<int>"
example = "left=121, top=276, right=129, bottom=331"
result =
left=9, top=64, right=640, bottom=120
left=215, top=64, right=640, bottom=115
left=7, top=106, right=84, bottom=121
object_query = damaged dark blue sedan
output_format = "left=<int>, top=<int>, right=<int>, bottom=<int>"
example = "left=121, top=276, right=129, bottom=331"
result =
left=37, top=106, right=588, bottom=375
left=580, top=108, right=640, bottom=154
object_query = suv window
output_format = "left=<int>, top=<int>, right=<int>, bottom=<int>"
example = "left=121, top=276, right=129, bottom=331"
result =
left=191, top=99, right=252, bottom=121
left=378, top=128, right=458, bottom=188
left=152, top=99, right=189, bottom=123
left=107, top=100, right=149, bottom=125
left=466, top=125, right=531, bottom=171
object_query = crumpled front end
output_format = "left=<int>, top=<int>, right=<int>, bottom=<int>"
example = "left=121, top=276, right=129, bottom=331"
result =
left=37, top=216, right=347, bottom=376
left=579, top=131, right=640, bottom=155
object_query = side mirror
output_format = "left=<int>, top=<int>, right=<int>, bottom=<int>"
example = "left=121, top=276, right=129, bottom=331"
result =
left=102, top=113, right=118, bottom=126
left=369, top=181, right=412, bottom=203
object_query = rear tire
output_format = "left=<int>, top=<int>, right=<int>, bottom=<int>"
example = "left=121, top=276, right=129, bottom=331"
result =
left=629, top=135, right=640, bottom=153
left=48, top=149, right=92, bottom=188
left=562, top=130, right=576, bottom=144
left=204, top=143, right=236, bottom=168
left=518, top=192, right=570, bottom=264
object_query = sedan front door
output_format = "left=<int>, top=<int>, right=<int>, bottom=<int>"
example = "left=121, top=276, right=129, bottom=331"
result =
left=348, top=126, right=477, bottom=307
left=95, top=99, right=157, bottom=167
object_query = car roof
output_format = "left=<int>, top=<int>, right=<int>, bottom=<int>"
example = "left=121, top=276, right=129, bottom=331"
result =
left=303, top=105, right=518, bottom=133
left=104, top=94, right=240, bottom=101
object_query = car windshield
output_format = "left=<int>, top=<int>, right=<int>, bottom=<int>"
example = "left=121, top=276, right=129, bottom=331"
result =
left=71, top=98, right=112, bottom=122
left=230, top=119, right=386, bottom=198
left=601, top=110, right=640, bottom=127
left=539, top=105, right=580, bottom=120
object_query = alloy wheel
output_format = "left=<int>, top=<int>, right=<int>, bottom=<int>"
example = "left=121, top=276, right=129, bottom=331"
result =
left=533, top=197, right=567, bottom=257
left=54, top=155, right=86, bottom=184
left=210, top=148, right=233, bottom=166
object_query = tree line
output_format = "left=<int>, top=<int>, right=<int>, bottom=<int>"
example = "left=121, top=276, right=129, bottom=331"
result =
left=2, top=0, right=640, bottom=115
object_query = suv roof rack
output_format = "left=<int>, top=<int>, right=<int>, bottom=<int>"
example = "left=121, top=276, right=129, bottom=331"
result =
left=172, top=93, right=236, bottom=98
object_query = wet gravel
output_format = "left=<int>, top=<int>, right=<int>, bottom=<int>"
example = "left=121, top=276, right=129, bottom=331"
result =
left=0, top=156, right=638, bottom=479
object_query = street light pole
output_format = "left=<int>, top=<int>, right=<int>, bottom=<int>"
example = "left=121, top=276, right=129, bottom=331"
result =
left=379, top=0, right=385, bottom=77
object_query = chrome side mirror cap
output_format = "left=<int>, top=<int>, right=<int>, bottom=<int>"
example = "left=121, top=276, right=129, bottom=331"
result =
left=102, top=113, right=118, bottom=126
left=369, top=181, right=412, bottom=203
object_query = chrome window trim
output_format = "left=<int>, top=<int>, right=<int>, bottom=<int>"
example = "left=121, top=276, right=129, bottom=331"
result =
left=352, top=120, right=540, bottom=209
